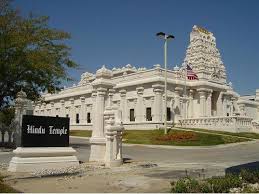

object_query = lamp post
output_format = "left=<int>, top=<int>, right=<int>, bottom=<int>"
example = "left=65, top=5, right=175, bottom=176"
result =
left=156, top=32, right=175, bottom=135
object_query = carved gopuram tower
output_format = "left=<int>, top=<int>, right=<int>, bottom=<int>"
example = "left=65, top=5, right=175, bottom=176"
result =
left=182, top=25, right=227, bottom=84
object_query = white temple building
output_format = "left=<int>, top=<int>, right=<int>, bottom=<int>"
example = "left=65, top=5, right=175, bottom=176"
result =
left=33, top=25, right=259, bottom=133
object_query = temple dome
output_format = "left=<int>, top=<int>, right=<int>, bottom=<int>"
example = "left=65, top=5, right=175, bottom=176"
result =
left=16, top=89, right=27, bottom=98
left=173, top=65, right=180, bottom=71
left=96, top=65, right=113, bottom=79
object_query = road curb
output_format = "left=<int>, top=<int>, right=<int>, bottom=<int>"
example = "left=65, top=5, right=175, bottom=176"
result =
left=70, top=136, right=90, bottom=140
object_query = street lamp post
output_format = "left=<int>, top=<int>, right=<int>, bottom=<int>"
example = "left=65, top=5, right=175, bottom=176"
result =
left=156, top=32, right=175, bottom=135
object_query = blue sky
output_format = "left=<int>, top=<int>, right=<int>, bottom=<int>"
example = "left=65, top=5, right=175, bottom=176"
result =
left=14, top=0, right=259, bottom=95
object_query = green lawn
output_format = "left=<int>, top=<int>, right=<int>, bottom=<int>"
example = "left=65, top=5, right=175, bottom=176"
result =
left=123, top=129, right=249, bottom=146
left=0, top=175, right=18, bottom=193
left=175, top=127, right=259, bottom=140
left=70, top=129, right=250, bottom=146
left=70, top=130, right=92, bottom=137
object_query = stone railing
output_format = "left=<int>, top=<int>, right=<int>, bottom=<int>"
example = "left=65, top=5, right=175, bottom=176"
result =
left=179, top=116, right=253, bottom=133
left=252, top=120, right=259, bottom=132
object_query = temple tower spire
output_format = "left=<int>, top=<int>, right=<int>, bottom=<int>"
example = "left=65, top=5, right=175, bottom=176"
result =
left=182, top=25, right=227, bottom=84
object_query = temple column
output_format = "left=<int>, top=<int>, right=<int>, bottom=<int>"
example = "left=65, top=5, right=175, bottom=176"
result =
left=182, top=97, right=188, bottom=119
left=60, top=100, right=65, bottom=117
left=31, top=102, right=35, bottom=115
left=174, top=87, right=182, bottom=123
left=42, top=103, right=46, bottom=116
left=188, top=89, right=194, bottom=118
left=80, top=97, right=86, bottom=124
left=37, top=102, right=41, bottom=116
left=35, top=102, right=40, bottom=115
left=206, top=90, right=212, bottom=117
left=238, top=103, right=246, bottom=116
left=89, top=65, right=114, bottom=162
left=222, top=95, right=227, bottom=116
left=89, top=87, right=107, bottom=161
left=197, top=89, right=206, bottom=117
left=217, top=92, right=223, bottom=116
left=170, top=98, right=175, bottom=121
left=136, top=87, right=144, bottom=122
left=92, top=88, right=106, bottom=137
left=108, top=89, right=115, bottom=108
left=69, top=98, right=75, bottom=124
left=180, top=98, right=184, bottom=119
left=91, top=90, right=97, bottom=126
left=232, top=97, right=238, bottom=115
left=230, top=97, right=236, bottom=116
left=152, top=84, right=163, bottom=123
left=50, top=102, right=55, bottom=116
left=119, top=89, right=127, bottom=123
left=39, top=103, right=42, bottom=116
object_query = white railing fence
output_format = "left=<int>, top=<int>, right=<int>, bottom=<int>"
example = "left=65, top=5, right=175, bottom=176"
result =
left=252, top=120, right=259, bottom=132
left=179, top=116, right=254, bottom=133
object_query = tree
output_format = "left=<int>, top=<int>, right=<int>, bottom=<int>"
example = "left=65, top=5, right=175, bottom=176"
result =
left=0, top=107, right=14, bottom=126
left=0, top=0, right=78, bottom=110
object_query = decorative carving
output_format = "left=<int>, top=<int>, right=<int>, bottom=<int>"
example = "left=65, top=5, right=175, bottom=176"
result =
left=182, top=25, right=227, bottom=83
left=96, top=65, right=113, bottom=79
left=78, top=72, right=95, bottom=86
left=210, top=67, right=222, bottom=81
left=136, top=87, right=144, bottom=95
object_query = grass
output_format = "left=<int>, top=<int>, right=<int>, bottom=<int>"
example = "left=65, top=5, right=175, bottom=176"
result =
left=70, top=130, right=92, bottom=137
left=0, top=175, right=18, bottom=193
left=175, top=127, right=259, bottom=140
left=122, top=129, right=249, bottom=146
left=70, top=129, right=250, bottom=146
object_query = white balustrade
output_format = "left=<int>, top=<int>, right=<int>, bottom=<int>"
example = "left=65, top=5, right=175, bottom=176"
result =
left=252, top=120, right=259, bottom=133
left=179, top=116, right=254, bottom=133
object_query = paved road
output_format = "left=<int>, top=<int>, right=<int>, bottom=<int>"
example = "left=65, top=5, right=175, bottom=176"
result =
left=70, top=137, right=259, bottom=169
left=2, top=137, right=259, bottom=171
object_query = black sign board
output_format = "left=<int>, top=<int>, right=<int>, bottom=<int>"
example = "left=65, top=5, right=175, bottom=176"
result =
left=21, top=115, right=70, bottom=147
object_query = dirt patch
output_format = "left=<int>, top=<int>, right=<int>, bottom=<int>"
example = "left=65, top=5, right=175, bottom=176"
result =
left=3, top=161, right=225, bottom=193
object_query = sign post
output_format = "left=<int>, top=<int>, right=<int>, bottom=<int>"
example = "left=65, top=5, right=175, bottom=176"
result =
left=21, top=115, right=70, bottom=147
left=8, top=115, right=79, bottom=172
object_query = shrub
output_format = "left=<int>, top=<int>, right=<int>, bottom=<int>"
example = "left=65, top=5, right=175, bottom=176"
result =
left=171, top=177, right=212, bottom=193
left=240, top=169, right=259, bottom=184
left=242, top=184, right=259, bottom=193
left=207, top=174, right=242, bottom=193
left=171, top=178, right=188, bottom=193
left=170, top=170, right=259, bottom=193
left=171, top=174, right=243, bottom=193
